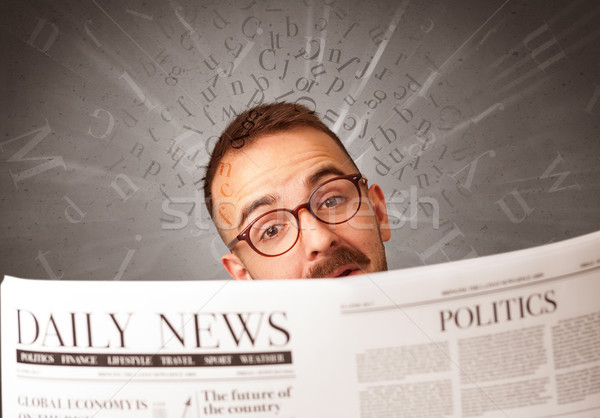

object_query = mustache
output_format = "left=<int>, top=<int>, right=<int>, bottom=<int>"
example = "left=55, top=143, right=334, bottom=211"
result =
left=308, top=246, right=371, bottom=278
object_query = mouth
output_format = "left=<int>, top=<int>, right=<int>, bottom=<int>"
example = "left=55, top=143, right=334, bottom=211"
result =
left=327, top=264, right=363, bottom=278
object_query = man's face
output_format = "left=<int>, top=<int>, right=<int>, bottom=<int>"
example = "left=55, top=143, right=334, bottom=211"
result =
left=211, top=127, right=391, bottom=280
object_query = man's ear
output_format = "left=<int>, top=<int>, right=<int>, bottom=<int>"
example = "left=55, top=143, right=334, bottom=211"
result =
left=367, top=184, right=391, bottom=242
left=222, top=253, right=253, bottom=280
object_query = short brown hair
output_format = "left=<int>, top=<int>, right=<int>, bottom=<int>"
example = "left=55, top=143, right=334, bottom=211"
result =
left=203, top=102, right=357, bottom=217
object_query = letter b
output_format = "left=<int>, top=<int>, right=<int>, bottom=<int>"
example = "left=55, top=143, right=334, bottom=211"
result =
left=378, top=125, right=397, bottom=144
left=373, top=156, right=390, bottom=176
left=286, top=16, right=298, bottom=37
left=251, top=73, right=269, bottom=92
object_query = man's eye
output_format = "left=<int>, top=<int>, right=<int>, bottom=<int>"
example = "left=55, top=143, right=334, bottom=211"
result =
left=262, top=224, right=284, bottom=240
left=320, top=196, right=345, bottom=209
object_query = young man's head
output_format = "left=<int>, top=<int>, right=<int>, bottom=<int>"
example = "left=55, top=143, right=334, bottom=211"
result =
left=203, top=102, right=390, bottom=280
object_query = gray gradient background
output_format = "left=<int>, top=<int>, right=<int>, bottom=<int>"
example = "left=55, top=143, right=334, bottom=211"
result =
left=1, top=0, right=599, bottom=281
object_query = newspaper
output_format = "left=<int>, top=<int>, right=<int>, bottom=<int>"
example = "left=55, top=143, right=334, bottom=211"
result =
left=2, top=231, right=600, bottom=417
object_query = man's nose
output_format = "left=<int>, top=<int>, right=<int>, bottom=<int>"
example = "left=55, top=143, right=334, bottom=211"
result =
left=297, top=208, right=338, bottom=259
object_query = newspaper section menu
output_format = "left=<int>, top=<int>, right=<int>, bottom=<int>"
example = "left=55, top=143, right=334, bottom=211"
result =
left=2, top=231, right=600, bottom=417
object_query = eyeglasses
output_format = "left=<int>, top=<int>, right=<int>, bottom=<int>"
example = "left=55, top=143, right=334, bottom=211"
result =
left=227, top=173, right=367, bottom=257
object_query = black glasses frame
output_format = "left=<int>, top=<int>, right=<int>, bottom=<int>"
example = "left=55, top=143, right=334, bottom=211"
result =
left=227, top=173, right=367, bottom=257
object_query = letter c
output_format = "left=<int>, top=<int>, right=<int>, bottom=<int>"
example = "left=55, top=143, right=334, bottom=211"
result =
left=220, top=183, right=233, bottom=197
left=526, top=293, right=543, bottom=316
left=259, top=49, right=276, bottom=71
left=242, top=16, right=261, bottom=39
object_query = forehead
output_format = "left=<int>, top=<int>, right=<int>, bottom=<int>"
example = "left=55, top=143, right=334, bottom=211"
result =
left=211, top=127, right=353, bottom=227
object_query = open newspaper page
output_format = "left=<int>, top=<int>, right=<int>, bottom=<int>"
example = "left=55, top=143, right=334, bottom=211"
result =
left=340, top=231, right=600, bottom=417
left=2, top=231, right=600, bottom=417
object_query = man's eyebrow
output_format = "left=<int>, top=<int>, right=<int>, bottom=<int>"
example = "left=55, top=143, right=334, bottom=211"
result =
left=238, top=166, right=345, bottom=228
left=239, top=194, right=278, bottom=228
left=304, top=165, right=346, bottom=188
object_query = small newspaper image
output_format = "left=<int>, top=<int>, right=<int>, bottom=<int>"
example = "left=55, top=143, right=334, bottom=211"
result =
left=2, top=231, right=600, bottom=417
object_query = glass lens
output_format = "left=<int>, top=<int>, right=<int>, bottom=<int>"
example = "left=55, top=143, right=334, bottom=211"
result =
left=249, top=210, right=299, bottom=255
left=310, top=178, right=360, bottom=224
